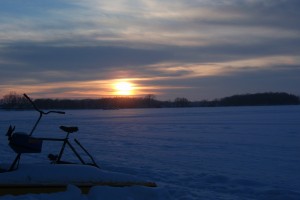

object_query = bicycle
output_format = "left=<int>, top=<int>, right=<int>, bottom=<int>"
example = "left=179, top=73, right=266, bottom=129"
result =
left=5, top=94, right=99, bottom=172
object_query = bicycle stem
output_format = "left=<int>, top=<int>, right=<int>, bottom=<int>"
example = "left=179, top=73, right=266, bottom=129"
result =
left=23, top=93, right=65, bottom=136
left=29, top=111, right=43, bottom=136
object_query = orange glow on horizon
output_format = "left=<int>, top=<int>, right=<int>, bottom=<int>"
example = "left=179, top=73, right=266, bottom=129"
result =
left=1, top=78, right=167, bottom=99
left=114, top=81, right=134, bottom=96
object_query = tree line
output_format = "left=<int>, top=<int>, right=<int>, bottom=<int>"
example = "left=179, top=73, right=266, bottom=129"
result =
left=0, top=92, right=191, bottom=109
left=0, top=92, right=299, bottom=110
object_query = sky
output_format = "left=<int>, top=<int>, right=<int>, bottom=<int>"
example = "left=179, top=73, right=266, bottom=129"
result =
left=0, top=0, right=300, bottom=100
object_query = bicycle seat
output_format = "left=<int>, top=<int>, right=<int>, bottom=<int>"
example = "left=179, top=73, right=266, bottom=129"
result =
left=60, top=126, right=79, bottom=133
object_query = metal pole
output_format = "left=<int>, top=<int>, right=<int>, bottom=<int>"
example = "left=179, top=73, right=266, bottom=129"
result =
left=74, top=138, right=99, bottom=168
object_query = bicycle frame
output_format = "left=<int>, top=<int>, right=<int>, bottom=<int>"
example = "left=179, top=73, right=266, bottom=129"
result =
left=37, top=136, right=86, bottom=165
left=7, top=94, right=99, bottom=171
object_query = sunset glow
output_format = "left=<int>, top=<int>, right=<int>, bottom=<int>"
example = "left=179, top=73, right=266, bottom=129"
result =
left=0, top=1, right=299, bottom=100
left=114, top=81, right=134, bottom=96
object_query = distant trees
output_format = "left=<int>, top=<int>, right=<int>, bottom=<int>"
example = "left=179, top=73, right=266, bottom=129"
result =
left=174, top=97, right=190, bottom=107
left=143, top=94, right=158, bottom=108
left=0, top=93, right=169, bottom=110
left=0, top=92, right=299, bottom=110
left=217, top=92, right=300, bottom=106
left=0, top=92, right=30, bottom=109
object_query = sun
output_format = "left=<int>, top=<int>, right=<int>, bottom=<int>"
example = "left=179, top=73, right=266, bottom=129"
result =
left=114, top=81, right=134, bottom=96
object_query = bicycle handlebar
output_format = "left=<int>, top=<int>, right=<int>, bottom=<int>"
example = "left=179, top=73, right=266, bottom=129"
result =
left=45, top=111, right=66, bottom=114
left=23, top=93, right=65, bottom=115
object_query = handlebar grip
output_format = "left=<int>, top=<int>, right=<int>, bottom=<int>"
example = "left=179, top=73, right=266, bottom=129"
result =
left=45, top=111, right=66, bottom=115
left=53, top=111, right=65, bottom=114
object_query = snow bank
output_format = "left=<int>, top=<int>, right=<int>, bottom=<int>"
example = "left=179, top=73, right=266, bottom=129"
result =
left=0, top=164, right=145, bottom=185
left=0, top=164, right=167, bottom=200
left=0, top=184, right=170, bottom=200
left=0, top=185, right=83, bottom=200
left=88, top=186, right=169, bottom=200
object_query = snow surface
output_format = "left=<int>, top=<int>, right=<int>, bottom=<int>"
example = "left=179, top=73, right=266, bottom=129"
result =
left=0, top=184, right=168, bottom=200
left=0, top=164, right=147, bottom=185
left=1, top=106, right=300, bottom=199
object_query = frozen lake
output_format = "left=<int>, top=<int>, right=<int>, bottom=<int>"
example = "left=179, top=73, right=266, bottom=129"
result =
left=1, top=106, right=300, bottom=200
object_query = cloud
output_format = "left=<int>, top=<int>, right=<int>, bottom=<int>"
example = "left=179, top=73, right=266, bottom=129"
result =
left=1, top=0, right=299, bottom=47
left=1, top=39, right=300, bottom=99
left=0, top=0, right=300, bottom=99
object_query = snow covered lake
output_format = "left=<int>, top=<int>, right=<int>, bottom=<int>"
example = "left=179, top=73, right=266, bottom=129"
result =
left=0, top=106, right=300, bottom=200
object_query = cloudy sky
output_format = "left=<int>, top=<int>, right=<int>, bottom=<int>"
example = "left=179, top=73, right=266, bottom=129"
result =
left=1, top=0, right=300, bottom=100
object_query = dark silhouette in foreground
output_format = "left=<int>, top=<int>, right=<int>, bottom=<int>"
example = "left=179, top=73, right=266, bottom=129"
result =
left=5, top=94, right=99, bottom=171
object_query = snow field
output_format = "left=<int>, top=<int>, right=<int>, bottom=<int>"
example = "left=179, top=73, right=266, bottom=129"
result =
left=1, top=106, right=300, bottom=199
